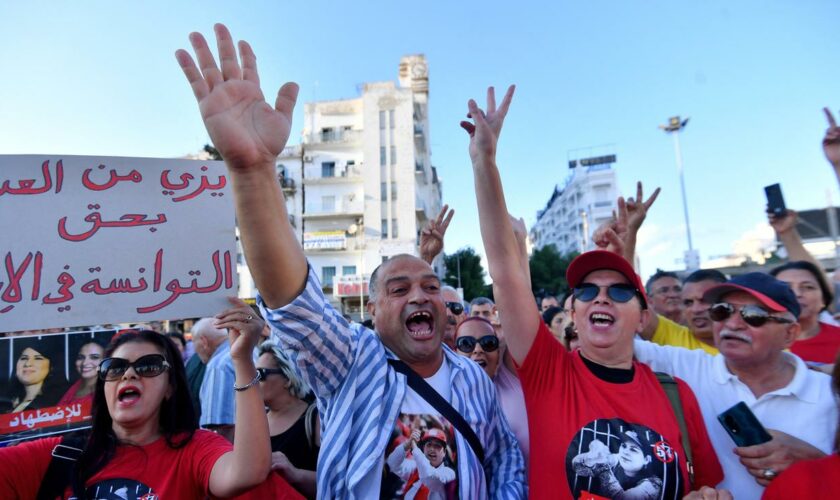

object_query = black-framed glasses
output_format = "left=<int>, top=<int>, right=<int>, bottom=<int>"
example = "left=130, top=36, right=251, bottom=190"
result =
left=445, top=301, right=464, bottom=315
left=573, top=283, right=639, bottom=303
left=256, top=368, right=285, bottom=382
left=98, top=354, right=170, bottom=381
left=709, top=303, right=794, bottom=328
left=455, top=335, right=500, bottom=353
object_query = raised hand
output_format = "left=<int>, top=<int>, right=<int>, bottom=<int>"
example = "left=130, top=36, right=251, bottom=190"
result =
left=460, top=85, right=515, bottom=164
left=214, top=297, right=265, bottom=361
left=625, top=181, right=661, bottom=232
left=176, top=24, right=299, bottom=170
left=824, top=108, right=840, bottom=168
left=419, top=204, right=454, bottom=263
left=767, top=209, right=798, bottom=235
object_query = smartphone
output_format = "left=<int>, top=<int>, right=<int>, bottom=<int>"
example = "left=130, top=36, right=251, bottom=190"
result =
left=717, top=402, right=772, bottom=447
left=764, top=183, right=787, bottom=217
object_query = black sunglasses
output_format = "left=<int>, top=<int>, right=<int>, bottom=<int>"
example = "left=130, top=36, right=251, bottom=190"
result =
left=709, top=303, right=794, bottom=328
left=256, top=367, right=285, bottom=382
left=455, top=335, right=500, bottom=353
left=445, top=301, right=464, bottom=315
left=573, top=283, right=639, bottom=303
left=99, top=354, right=170, bottom=381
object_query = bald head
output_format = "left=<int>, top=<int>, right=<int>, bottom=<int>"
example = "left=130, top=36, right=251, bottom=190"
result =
left=192, top=317, right=227, bottom=362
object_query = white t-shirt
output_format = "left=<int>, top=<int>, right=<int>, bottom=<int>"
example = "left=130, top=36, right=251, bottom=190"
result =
left=634, top=339, right=838, bottom=500
left=355, top=360, right=459, bottom=499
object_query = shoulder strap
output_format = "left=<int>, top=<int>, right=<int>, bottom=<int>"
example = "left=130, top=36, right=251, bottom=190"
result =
left=388, top=358, right=485, bottom=463
left=655, top=372, right=694, bottom=488
left=36, top=432, right=86, bottom=500
left=304, top=402, right=318, bottom=451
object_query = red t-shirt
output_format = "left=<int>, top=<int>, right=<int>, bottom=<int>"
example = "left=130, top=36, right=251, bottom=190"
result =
left=762, top=453, right=840, bottom=499
left=790, top=322, right=840, bottom=364
left=0, top=430, right=302, bottom=499
left=518, top=321, right=723, bottom=500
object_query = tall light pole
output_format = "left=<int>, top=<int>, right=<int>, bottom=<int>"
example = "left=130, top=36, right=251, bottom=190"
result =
left=348, top=220, right=365, bottom=320
left=659, top=116, right=699, bottom=270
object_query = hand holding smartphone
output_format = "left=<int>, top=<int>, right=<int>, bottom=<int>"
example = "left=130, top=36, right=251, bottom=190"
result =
left=764, top=183, right=787, bottom=218
left=717, top=402, right=772, bottom=447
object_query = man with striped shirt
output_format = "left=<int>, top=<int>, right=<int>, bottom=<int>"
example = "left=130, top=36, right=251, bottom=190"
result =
left=179, top=25, right=526, bottom=499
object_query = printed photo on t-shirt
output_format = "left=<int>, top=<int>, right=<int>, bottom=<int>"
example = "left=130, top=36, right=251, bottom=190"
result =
left=83, top=478, right=158, bottom=499
left=381, top=413, right=458, bottom=499
left=566, top=418, right=682, bottom=500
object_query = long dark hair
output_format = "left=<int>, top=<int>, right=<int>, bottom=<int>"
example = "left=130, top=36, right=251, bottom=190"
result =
left=2, top=337, right=65, bottom=412
left=770, top=260, right=833, bottom=311
left=74, top=330, right=197, bottom=488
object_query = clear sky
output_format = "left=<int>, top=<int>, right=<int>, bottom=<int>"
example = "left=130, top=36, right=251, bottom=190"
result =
left=2, top=0, right=839, bottom=280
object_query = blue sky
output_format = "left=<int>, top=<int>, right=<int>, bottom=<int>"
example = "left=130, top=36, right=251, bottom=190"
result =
left=2, top=0, right=838, bottom=280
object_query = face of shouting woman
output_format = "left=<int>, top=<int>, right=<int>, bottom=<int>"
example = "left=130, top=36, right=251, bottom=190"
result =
left=16, top=347, right=50, bottom=387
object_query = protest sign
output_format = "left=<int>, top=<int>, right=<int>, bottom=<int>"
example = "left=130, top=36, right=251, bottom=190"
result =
left=0, top=155, right=237, bottom=331
left=0, top=330, right=116, bottom=444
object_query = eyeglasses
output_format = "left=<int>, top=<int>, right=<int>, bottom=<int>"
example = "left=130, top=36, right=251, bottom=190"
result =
left=573, top=283, right=639, bottom=303
left=455, top=335, right=500, bottom=353
left=445, top=301, right=464, bottom=315
left=256, top=368, right=285, bottom=382
left=98, top=354, right=170, bottom=381
left=709, top=303, right=794, bottom=328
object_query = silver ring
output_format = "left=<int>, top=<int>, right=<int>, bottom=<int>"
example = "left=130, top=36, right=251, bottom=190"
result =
left=762, top=469, right=777, bottom=479
left=245, top=314, right=253, bottom=322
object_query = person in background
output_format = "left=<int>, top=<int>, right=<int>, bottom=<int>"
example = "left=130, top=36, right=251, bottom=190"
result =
left=469, top=297, right=498, bottom=323
left=2, top=337, right=65, bottom=413
left=441, top=285, right=467, bottom=350
left=59, top=340, right=106, bottom=406
left=167, top=333, right=188, bottom=361
left=257, top=341, right=318, bottom=499
left=646, top=270, right=684, bottom=325
left=539, top=295, right=559, bottom=312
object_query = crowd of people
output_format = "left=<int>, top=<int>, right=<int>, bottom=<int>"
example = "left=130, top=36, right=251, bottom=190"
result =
left=1, top=23, right=839, bottom=499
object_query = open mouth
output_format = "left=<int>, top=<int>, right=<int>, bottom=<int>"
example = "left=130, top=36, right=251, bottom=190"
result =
left=719, top=331, right=752, bottom=344
left=589, top=312, right=615, bottom=327
left=406, top=311, right=434, bottom=340
left=117, top=386, right=142, bottom=405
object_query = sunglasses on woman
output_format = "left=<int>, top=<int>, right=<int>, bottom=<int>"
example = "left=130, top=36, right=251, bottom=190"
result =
left=256, top=367, right=285, bottom=381
left=445, top=301, right=464, bottom=315
left=455, top=335, right=500, bottom=353
left=709, top=303, right=794, bottom=328
left=98, top=354, right=170, bottom=381
left=573, top=283, right=639, bottom=303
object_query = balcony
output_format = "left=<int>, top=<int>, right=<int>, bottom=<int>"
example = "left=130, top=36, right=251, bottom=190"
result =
left=303, top=129, right=363, bottom=147
left=280, top=177, right=296, bottom=192
left=303, top=164, right=363, bottom=185
left=303, top=199, right=364, bottom=220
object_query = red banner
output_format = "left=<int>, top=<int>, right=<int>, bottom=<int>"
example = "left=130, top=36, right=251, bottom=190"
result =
left=0, top=400, right=91, bottom=434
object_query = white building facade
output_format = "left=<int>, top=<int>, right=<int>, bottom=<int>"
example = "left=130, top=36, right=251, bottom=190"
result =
left=238, top=55, right=442, bottom=320
left=530, top=160, right=619, bottom=256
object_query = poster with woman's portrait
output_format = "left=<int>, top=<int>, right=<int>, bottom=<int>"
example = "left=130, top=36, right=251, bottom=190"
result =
left=0, top=329, right=116, bottom=445
left=566, top=418, right=683, bottom=500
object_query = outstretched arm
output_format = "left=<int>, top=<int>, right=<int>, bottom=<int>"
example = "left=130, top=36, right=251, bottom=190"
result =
left=176, top=24, right=305, bottom=308
left=419, top=205, right=454, bottom=264
left=462, top=85, right=537, bottom=365
left=768, top=209, right=822, bottom=269
left=824, top=108, right=840, bottom=185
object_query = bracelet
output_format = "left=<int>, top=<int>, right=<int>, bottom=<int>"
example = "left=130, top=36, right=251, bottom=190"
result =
left=233, top=372, right=260, bottom=392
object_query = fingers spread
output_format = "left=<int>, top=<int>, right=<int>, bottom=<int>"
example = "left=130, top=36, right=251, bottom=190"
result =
left=487, top=86, right=497, bottom=115
left=175, top=49, right=210, bottom=101
left=189, top=31, right=224, bottom=90
left=436, top=204, right=449, bottom=225
left=497, top=84, right=516, bottom=119
left=214, top=23, right=242, bottom=81
left=459, top=121, right=475, bottom=135
left=239, top=40, right=260, bottom=86
left=275, top=82, right=300, bottom=118
left=825, top=107, right=838, bottom=128
left=644, top=187, right=662, bottom=209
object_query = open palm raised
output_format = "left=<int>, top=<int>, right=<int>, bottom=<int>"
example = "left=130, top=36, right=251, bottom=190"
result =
left=176, top=24, right=299, bottom=169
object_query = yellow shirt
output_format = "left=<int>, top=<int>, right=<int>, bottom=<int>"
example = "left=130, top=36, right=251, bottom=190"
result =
left=651, top=316, right=719, bottom=355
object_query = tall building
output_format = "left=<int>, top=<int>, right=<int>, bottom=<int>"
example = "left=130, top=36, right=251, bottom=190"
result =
left=238, top=55, right=443, bottom=320
left=530, top=155, right=619, bottom=256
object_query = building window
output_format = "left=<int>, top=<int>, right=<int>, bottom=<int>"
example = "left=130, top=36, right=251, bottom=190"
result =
left=322, top=196, right=335, bottom=212
left=381, top=218, right=388, bottom=239
left=392, top=219, right=398, bottom=239
left=346, top=160, right=355, bottom=175
left=390, top=145, right=396, bottom=165
left=322, top=266, right=336, bottom=288
left=391, top=183, right=398, bottom=200
left=389, top=109, right=395, bottom=129
left=321, top=162, right=335, bottom=177
left=342, top=265, right=357, bottom=276
left=321, top=127, right=335, bottom=142
left=381, top=182, right=388, bottom=200
left=379, top=111, right=386, bottom=130
left=380, top=146, right=386, bottom=166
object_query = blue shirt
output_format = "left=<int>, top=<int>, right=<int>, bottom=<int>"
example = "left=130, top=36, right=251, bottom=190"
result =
left=198, top=340, right=235, bottom=427
left=259, top=266, right=526, bottom=499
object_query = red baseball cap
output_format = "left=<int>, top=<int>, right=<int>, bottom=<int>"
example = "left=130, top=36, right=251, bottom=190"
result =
left=420, top=428, right=448, bottom=446
left=566, top=250, right=649, bottom=308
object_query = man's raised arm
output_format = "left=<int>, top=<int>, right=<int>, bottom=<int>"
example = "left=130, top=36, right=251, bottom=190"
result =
left=461, top=86, right=538, bottom=364
left=176, top=24, right=306, bottom=308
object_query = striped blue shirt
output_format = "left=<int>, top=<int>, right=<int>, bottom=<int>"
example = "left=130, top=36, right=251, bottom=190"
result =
left=198, top=340, right=235, bottom=427
left=259, top=266, right=526, bottom=499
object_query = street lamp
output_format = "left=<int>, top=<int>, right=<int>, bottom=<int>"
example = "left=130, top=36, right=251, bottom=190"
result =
left=659, top=116, right=699, bottom=270
left=347, top=220, right=365, bottom=320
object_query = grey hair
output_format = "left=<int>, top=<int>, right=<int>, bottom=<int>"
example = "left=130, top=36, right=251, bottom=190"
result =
left=470, top=296, right=495, bottom=308
left=191, top=318, right=227, bottom=341
left=257, top=341, right=312, bottom=400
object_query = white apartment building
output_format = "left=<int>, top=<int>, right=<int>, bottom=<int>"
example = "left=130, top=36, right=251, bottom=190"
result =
left=530, top=158, right=619, bottom=255
left=238, top=55, right=443, bottom=320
